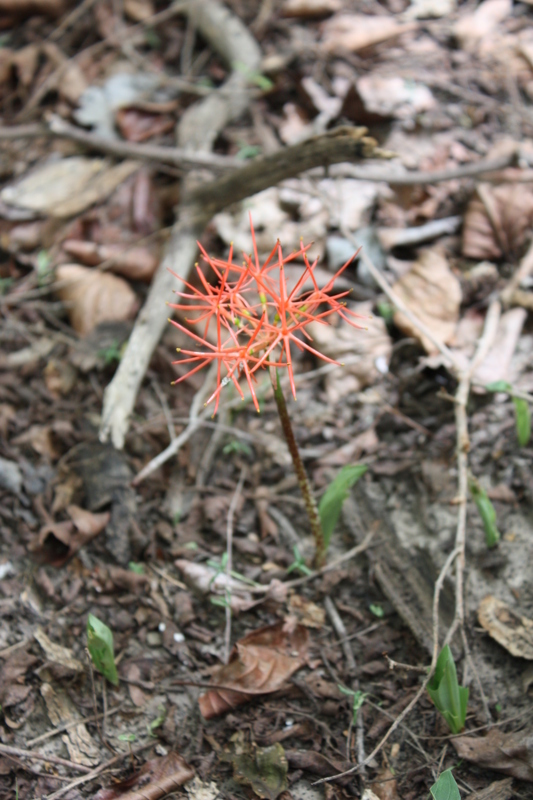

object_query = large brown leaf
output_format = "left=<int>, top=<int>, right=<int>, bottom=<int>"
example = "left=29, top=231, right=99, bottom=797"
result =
left=198, top=622, right=309, bottom=719
left=452, top=729, right=533, bottom=782
left=94, top=752, right=194, bottom=800
left=56, top=263, right=138, bottom=336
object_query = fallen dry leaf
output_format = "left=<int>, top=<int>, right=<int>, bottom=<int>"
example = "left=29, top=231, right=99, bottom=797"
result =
left=0, top=0, right=64, bottom=21
left=56, top=263, right=138, bottom=336
left=63, top=240, right=158, bottom=282
left=392, top=248, right=462, bottom=354
left=371, top=766, right=399, bottom=800
left=34, top=628, right=84, bottom=673
left=281, top=0, right=341, bottom=16
left=116, top=108, right=175, bottom=143
left=288, top=594, right=326, bottom=628
left=321, top=14, right=417, bottom=52
left=462, top=185, right=533, bottom=261
left=454, top=0, right=511, bottom=53
left=1, top=157, right=139, bottom=218
left=0, top=650, right=38, bottom=709
left=307, top=300, right=391, bottom=403
left=94, top=751, right=194, bottom=800
left=452, top=728, right=533, bottom=782
left=124, top=0, right=155, bottom=22
left=198, top=622, right=309, bottom=719
left=356, top=75, right=435, bottom=120
left=478, top=596, right=533, bottom=660
left=472, top=308, right=526, bottom=387
left=30, top=505, right=110, bottom=567
left=95, top=565, right=149, bottom=593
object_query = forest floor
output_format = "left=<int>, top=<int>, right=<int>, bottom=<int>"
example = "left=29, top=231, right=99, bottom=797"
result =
left=1, top=1, right=533, bottom=799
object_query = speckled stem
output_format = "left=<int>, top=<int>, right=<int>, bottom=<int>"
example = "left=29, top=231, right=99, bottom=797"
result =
left=272, top=370, right=326, bottom=568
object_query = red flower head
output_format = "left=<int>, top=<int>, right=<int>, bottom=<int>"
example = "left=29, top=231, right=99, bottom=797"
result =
left=168, top=218, right=364, bottom=414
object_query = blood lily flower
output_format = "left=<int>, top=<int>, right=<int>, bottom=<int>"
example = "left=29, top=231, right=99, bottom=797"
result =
left=168, top=219, right=363, bottom=413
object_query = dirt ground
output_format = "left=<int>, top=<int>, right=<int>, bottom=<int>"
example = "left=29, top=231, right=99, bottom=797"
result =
left=1, top=0, right=533, bottom=799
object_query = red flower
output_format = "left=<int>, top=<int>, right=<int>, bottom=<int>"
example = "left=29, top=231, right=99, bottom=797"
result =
left=168, top=218, right=363, bottom=413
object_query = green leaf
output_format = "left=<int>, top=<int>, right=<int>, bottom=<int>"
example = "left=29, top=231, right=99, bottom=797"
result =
left=319, top=464, right=367, bottom=547
left=369, top=604, right=384, bottom=618
left=128, top=562, right=144, bottom=574
left=430, top=768, right=461, bottom=800
left=87, top=614, right=119, bottom=686
left=469, top=478, right=500, bottom=548
left=512, top=396, right=531, bottom=447
left=485, top=380, right=512, bottom=393
left=427, top=645, right=468, bottom=734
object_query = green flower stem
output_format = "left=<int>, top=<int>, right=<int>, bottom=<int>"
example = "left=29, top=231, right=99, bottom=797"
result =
left=271, top=369, right=326, bottom=568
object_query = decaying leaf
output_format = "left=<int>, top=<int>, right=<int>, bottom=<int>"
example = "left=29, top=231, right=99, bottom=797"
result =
left=62, top=240, right=159, bottom=282
left=392, top=248, right=462, bottom=354
left=288, top=594, right=326, bottom=628
left=93, top=751, right=194, bottom=800
left=30, top=504, right=110, bottom=567
left=34, top=628, right=84, bottom=673
left=198, top=622, right=309, bottom=719
left=0, top=650, right=38, bottom=709
left=41, top=682, right=100, bottom=766
left=462, top=185, right=533, bottom=261
left=56, top=263, right=138, bottom=336
left=478, top=596, right=533, bottom=660
left=0, top=157, right=139, bottom=218
left=175, top=558, right=256, bottom=610
left=222, top=735, right=288, bottom=800
left=452, top=728, right=533, bottom=782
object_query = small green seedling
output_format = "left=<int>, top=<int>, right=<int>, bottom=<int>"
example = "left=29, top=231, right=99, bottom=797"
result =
left=286, top=545, right=313, bottom=577
left=369, top=603, right=384, bottom=618
left=147, top=705, right=166, bottom=737
left=427, top=645, right=468, bottom=734
left=338, top=686, right=367, bottom=724
left=430, top=768, right=460, bottom=800
left=469, top=476, right=500, bottom=548
left=486, top=380, right=531, bottom=447
left=222, top=439, right=253, bottom=457
left=319, top=464, right=367, bottom=549
left=128, top=562, right=144, bottom=574
left=87, top=613, right=119, bottom=686
left=233, top=61, right=274, bottom=91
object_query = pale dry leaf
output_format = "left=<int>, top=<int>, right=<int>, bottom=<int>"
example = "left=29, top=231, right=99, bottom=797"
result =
left=1, top=157, right=139, bottom=218
left=452, top=728, right=533, bottom=781
left=307, top=300, right=391, bottom=403
left=288, top=594, right=326, bottom=628
left=478, top=596, right=533, bottom=660
left=321, top=14, right=417, bottom=52
left=356, top=75, right=435, bottom=119
left=56, top=263, right=138, bottom=336
left=41, top=683, right=99, bottom=766
left=199, top=622, right=309, bottom=719
left=124, top=0, right=155, bottom=22
left=34, top=628, right=84, bottom=673
left=472, top=308, right=527, bottom=387
left=392, top=248, right=462, bottom=354
left=454, top=0, right=511, bottom=52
